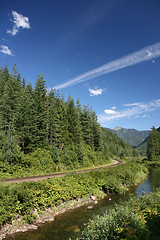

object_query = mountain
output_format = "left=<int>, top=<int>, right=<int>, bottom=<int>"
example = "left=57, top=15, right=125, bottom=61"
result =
left=110, top=127, right=151, bottom=148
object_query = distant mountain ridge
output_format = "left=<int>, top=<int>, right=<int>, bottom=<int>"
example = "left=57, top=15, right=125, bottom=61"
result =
left=109, top=126, right=151, bottom=148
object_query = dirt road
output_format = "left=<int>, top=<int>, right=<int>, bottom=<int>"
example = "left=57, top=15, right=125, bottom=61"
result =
left=1, top=159, right=123, bottom=184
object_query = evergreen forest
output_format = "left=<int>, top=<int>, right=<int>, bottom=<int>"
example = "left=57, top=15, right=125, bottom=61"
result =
left=147, top=126, right=160, bottom=161
left=0, top=65, right=137, bottom=178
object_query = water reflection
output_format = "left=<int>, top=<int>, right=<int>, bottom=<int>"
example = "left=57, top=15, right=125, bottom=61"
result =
left=136, top=177, right=151, bottom=195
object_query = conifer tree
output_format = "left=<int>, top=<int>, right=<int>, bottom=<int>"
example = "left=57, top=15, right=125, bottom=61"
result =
left=67, top=95, right=82, bottom=144
left=34, top=74, right=47, bottom=146
left=55, top=96, right=68, bottom=148
left=47, top=88, right=58, bottom=145
left=147, top=127, right=160, bottom=161
left=15, top=83, right=36, bottom=152
left=81, top=105, right=94, bottom=148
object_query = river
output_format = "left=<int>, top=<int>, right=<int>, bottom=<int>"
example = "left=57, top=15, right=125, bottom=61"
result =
left=6, top=167, right=160, bottom=240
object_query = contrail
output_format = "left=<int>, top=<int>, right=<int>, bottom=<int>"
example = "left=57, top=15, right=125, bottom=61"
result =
left=54, top=42, right=160, bottom=89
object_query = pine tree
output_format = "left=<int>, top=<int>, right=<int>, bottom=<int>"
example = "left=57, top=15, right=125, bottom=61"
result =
left=81, top=105, right=94, bottom=148
left=55, top=96, right=68, bottom=148
left=147, top=127, right=160, bottom=161
left=47, top=88, right=58, bottom=145
left=2, top=122, right=19, bottom=164
left=67, top=95, right=82, bottom=144
left=34, top=74, right=47, bottom=146
left=91, top=111, right=103, bottom=151
left=15, top=83, right=36, bottom=152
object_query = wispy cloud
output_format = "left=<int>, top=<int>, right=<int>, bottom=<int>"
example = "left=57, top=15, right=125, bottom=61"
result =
left=0, top=45, right=13, bottom=56
left=98, top=99, right=160, bottom=123
left=89, top=88, right=104, bottom=96
left=7, top=11, right=31, bottom=36
left=123, top=102, right=140, bottom=107
left=54, top=42, right=160, bottom=89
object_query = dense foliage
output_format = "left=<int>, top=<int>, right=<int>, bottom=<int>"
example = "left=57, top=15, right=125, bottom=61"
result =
left=78, top=190, right=160, bottom=240
left=147, top=127, right=160, bottom=161
left=0, top=161, right=147, bottom=227
left=0, top=65, right=136, bottom=177
left=135, top=127, right=160, bottom=156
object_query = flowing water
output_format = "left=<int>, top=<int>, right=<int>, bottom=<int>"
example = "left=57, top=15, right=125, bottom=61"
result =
left=6, top=167, right=160, bottom=240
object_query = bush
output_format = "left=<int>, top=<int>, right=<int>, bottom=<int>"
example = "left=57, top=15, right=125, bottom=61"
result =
left=0, top=161, right=148, bottom=226
left=79, top=190, right=160, bottom=240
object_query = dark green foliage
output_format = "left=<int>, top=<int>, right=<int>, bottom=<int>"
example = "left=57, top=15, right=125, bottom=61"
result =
left=135, top=127, right=160, bottom=156
left=34, top=74, right=47, bottom=146
left=147, top=127, right=160, bottom=161
left=101, top=128, right=136, bottom=158
left=0, top=65, right=137, bottom=178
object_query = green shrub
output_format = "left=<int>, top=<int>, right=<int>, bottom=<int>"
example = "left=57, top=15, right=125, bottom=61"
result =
left=79, top=190, right=160, bottom=240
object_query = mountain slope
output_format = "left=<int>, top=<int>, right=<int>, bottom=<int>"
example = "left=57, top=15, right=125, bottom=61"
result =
left=110, top=127, right=150, bottom=147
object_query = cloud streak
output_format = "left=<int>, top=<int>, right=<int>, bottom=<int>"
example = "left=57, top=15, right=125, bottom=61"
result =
left=98, top=99, right=160, bottom=123
left=7, top=11, right=31, bottom=36
left=0, top=45, right=13, bottom=56
left=54, top=42, right=160, bottom=89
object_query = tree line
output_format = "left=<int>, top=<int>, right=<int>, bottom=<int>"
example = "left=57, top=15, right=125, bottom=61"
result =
left=0, top=65, right=137, bottom=171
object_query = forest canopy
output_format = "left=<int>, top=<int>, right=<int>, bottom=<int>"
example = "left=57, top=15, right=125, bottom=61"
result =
left=0, top=65, right=137, bottom=176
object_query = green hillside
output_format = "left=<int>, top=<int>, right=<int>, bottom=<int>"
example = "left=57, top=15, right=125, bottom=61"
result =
left=0, top=65, right=137, bottom=179
left=110, top=127, right=150, bottom=147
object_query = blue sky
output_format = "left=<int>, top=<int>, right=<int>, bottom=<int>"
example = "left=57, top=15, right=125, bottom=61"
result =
left=0, top=0, right=160, bottom=130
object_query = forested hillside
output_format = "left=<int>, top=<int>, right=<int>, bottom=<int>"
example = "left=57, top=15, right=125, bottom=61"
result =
left=110, top=127, right=150, bottom=147
left=0, top=65, right=137, bottom=178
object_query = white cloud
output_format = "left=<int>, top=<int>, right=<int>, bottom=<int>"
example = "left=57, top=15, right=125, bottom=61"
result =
left=104, top=109, right=118, bottom=114
left=98, top=99, right=160, bottom=123
left=111, top=106, right=116, bottom=109
left=88, top=88, right=103, bottom=96
left=0, top=45, right=13, bottom=56
left=142, top=115, right=148, bottom=118
left=53, top=41, right=160, bottom=89
left=7, top=11, right=31, bottom=36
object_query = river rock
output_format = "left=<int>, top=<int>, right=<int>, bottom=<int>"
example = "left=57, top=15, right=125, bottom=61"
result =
left=87, top=205, right=93, bottom=210
left=90, top=196, right=96, bottom=201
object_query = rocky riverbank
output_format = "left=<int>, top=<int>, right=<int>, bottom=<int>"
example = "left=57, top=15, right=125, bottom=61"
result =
left=0, top=193, right=105, bottom=240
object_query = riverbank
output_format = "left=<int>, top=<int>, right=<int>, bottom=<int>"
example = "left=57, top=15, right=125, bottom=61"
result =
left=78, top=189, right=160, bottom=240
left=0, top=193, right=106, bottom=240
left=0, top=161, right=148, bottom=240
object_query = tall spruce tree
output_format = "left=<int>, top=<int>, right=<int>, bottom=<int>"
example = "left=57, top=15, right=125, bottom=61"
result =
left=67, top=95, right=82, bottom=144
left=34, top=74, right=47, bottom=146
left=81, top=105, right=94, bottom=148
left=15, top=83, right=36, bottom=152
left=47, top=88, right=59, bottom=145
left=147, top=127, right=160, bottom=161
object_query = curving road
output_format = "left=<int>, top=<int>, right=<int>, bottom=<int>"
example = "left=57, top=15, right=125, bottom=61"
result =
left=1, top=159, right=123, bottom=184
